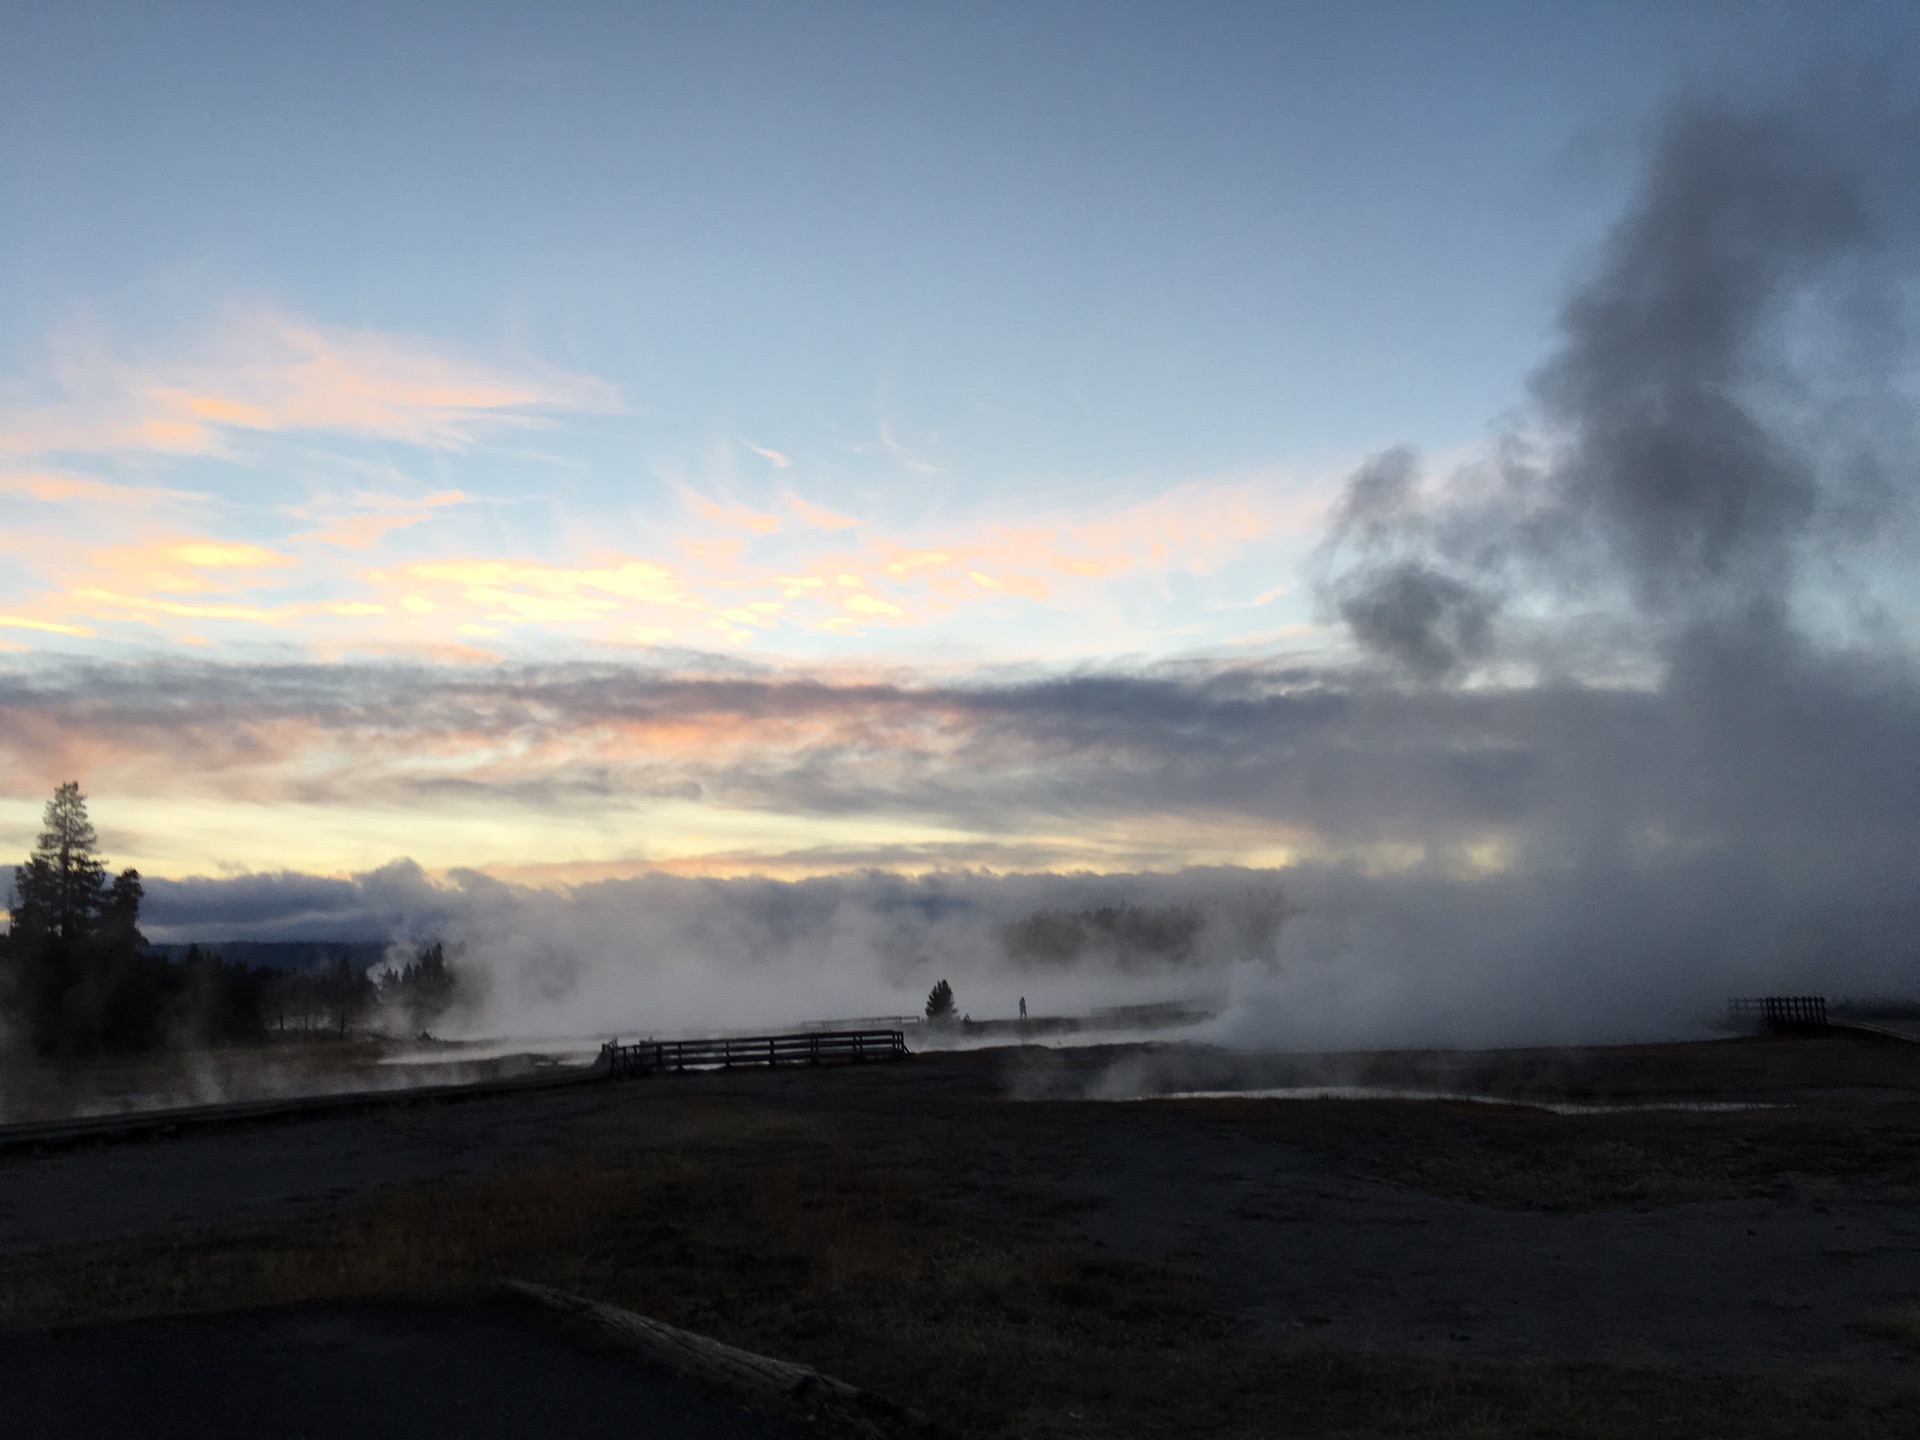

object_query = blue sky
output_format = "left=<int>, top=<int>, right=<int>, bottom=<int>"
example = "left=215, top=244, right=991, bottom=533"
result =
left=1, top=1, right=1915, bottom=881
left=10, top=4, right=1899, bottom=487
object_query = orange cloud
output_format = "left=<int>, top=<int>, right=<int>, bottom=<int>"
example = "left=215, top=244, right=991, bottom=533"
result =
left=66, top=535, right=299, bottom=603
left=0, top=522, right=321, bottom=641
left=0, top=471, right=203, bottom=505
left=302, top=512, right=433, bottom=549
left=682, top=489, right=782, bottom=535
left=385, top=556, right=697, bottom=630
left=71, top=590, right=297, bottom=625
left=293, top=488, right=470, bottom=549
left=0, top=312, right=619, bottom=460
left=166, top=541, right=291, bottom=569
left=743, top=441, right=792, bottom=469
left=610, top=472, right=1321, bottom=639
left=1, top=413, right=1328, bottom=660
left=786, top=493, right=858, bottom=530
left=0, top=614, right=94, bottom=636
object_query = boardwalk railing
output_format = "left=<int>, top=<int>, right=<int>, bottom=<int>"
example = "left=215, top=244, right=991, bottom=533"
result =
left=1726, top=995, right=1828, bottom=1032
left=597, top=1028, right=909, bottom=1077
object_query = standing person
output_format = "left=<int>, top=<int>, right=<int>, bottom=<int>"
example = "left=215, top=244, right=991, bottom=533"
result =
left=1019, top=996, right=1027, bottom=1019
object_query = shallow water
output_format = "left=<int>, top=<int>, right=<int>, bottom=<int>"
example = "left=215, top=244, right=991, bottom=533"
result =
left=1101, top=1086, right=1780, bottom=1114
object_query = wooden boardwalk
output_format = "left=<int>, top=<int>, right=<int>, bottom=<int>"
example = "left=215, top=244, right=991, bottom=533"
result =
left=0, top=1064, right=593, bottom=1156
left=597, top=1028, right=910, bottom=1077
left=1726, top=995, right=1829, bottom=1032
left=1728, top=994, right=1920, bottom=1048
left=0, top=1029, right=912, bottom=1154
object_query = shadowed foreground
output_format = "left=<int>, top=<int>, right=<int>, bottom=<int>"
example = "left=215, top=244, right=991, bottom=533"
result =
left=4, top=1036, right=1920, bottom=1437
left=0, top=1298, right=804, bottom=1440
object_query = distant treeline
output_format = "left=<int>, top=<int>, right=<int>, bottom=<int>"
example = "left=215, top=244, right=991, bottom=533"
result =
left=1000, top=891, right=1288, bottom=971
left=0, top=783, right=459, bottom=1058
left=242, top=941, right=456, bottom=1040
left=147, top=941, right=391, bottom=973
left=1001, top=902, right=1206, bottom=968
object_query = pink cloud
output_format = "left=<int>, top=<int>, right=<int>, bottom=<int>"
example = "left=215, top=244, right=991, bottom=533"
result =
left=680, top=488, right=782, bottom=535
left=742, top=440, right=792, bottom=469
left=0, top=311, right=620, bottom=459
left=0, top=470, right=203, bottom=505
left=786, top=492, right=859, bottom=530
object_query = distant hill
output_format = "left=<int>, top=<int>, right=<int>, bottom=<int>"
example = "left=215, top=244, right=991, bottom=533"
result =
left=147, top=941, right=391, bottom=974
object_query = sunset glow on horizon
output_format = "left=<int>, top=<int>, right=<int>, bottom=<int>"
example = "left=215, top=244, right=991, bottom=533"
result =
left=5, top=3, right=1917, bottom=918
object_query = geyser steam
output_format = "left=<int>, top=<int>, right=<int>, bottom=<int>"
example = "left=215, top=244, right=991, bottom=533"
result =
left=28, top=78, right=1920, bottom=1052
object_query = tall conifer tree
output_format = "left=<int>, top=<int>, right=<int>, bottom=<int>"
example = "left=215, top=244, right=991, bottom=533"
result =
left=13, top=781, right=108, bottom=943
left=3, top=783, right=157, bottom=1054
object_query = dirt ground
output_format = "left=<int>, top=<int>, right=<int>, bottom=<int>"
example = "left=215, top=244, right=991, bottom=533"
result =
left=4, top=1033, right=1920, bottom=1437
left=0, top=1081, right=605, bottom=1255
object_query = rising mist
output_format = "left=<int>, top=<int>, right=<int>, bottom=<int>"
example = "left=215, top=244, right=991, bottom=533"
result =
left=16, top=78, right=1920, bottom=1055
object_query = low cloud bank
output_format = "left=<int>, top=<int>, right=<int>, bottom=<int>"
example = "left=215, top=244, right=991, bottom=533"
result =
left=138, top=830, right=1919, bottom=1051
left=144, top=866, right=1285, bottom=1040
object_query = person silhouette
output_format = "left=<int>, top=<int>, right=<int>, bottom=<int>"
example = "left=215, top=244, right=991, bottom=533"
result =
left=1019, top=996, right=1027, bottom=1019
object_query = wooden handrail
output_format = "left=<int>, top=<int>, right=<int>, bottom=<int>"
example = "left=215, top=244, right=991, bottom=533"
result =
left=597, top=1028, right=909, bottom=1077
left=1726, top=995, right=1828, bottom=1031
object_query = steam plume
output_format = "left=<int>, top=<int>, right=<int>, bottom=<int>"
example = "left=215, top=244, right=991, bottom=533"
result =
left=22, top=82, right=1920, bottom=1054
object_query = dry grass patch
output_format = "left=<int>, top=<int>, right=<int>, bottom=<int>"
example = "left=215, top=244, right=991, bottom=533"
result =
left=5, top=1085, right=1920, bottom=1437
left=1858, top=1305, right=1920, bottom=1349
left=1175, top=1093, right=1920, bottom=1211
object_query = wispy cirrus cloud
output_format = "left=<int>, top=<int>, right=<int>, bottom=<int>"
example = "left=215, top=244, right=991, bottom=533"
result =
left=0, top=306, right=1330, bottom=659
left=742, top=440, right=792, bottom=470
left=327, top=469, right=1327, bottom=649
left=785, top=492, right=858, bottom=530
left=292, top=489, right=471, bottom=550
left=0, top=463, right=1331, bottom=656
left=678, top=487, right=783, bottom=535
left=0, top=310, right=620, bottom=460
left=0, top=471, right=205, bottom=505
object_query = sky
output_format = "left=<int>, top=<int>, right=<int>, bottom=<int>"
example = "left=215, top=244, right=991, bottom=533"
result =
left=3, top=2, right=1920, bottom=1041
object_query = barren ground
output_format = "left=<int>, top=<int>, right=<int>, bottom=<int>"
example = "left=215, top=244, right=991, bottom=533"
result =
left=4, top=1033, right=1920, bottom=1437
